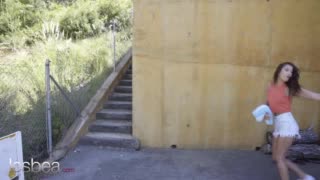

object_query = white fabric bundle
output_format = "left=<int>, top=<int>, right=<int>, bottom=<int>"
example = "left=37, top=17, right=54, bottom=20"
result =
left=252, top=104, right=273, bottom=125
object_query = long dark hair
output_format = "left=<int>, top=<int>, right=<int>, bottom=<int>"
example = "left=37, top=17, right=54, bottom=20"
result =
left=273, top=62, right=301, bottom=96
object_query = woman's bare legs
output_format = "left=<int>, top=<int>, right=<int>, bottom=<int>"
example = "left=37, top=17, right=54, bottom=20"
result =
left=285, top=160, right=306, bottom=178
left=272, top=136, right=306, bottom=180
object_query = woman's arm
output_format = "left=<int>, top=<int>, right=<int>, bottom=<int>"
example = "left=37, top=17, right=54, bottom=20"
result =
left=297, top=88, right=320, bottom=101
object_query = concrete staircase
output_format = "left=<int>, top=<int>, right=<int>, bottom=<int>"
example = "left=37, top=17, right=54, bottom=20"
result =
left=80, top=64, right=139, bottom=149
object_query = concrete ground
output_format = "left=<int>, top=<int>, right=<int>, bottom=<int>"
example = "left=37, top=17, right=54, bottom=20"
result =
left=41, top=145, right=320, bottom=180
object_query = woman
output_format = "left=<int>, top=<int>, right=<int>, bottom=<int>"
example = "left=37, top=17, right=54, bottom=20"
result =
left=264, top=62, right=320, bottom=180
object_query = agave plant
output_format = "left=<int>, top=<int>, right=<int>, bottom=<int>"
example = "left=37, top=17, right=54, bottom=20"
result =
left=42, top=21, right=64, bottom=40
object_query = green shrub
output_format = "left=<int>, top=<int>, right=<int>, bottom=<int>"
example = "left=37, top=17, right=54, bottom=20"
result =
left=1, top=0, right=133, bottom=45
left=59, top=1, right=103, bottom=39
left=97, top=0, right=132, bottom=31
left=0, top=0, right=43, bottom=35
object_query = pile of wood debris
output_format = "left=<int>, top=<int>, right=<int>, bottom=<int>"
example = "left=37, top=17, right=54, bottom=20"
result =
left=260, top=128, right=320, bottom=164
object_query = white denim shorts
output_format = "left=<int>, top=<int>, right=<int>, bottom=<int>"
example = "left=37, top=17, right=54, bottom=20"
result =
left=273, top=112, right=300, bottom=139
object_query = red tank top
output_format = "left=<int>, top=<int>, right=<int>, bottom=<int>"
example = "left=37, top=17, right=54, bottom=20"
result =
left=267, top=83, right=292, bottom=114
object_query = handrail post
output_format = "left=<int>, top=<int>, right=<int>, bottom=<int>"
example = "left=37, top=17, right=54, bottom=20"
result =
left=45, top=59, right=52, bottom=159
left=112, top=20, right=116, bottom=72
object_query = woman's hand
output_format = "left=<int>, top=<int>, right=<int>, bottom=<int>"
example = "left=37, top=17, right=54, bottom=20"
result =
left=263, top=113, right=270, bottom=121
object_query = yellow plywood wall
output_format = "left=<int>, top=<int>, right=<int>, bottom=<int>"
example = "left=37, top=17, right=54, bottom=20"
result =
left=132, top=0, right=320, bottom=149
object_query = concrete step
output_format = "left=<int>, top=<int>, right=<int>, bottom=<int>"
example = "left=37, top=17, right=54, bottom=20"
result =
left=89, top=120, right=132, bottom=134
left=126, top=69, right=132, bottom=74
left=109, top=93, right=132, bottom=101
left=123, top=74, right=132, bottom=80
left=114, top=86, right=132, bottom=93
left=96, top=109, right=132, bottom=120
left=104, top=101, right=132, bottom=110
left=79, top=132, right=140, bottom=150
left=119, top=80, right=132, bottom=86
